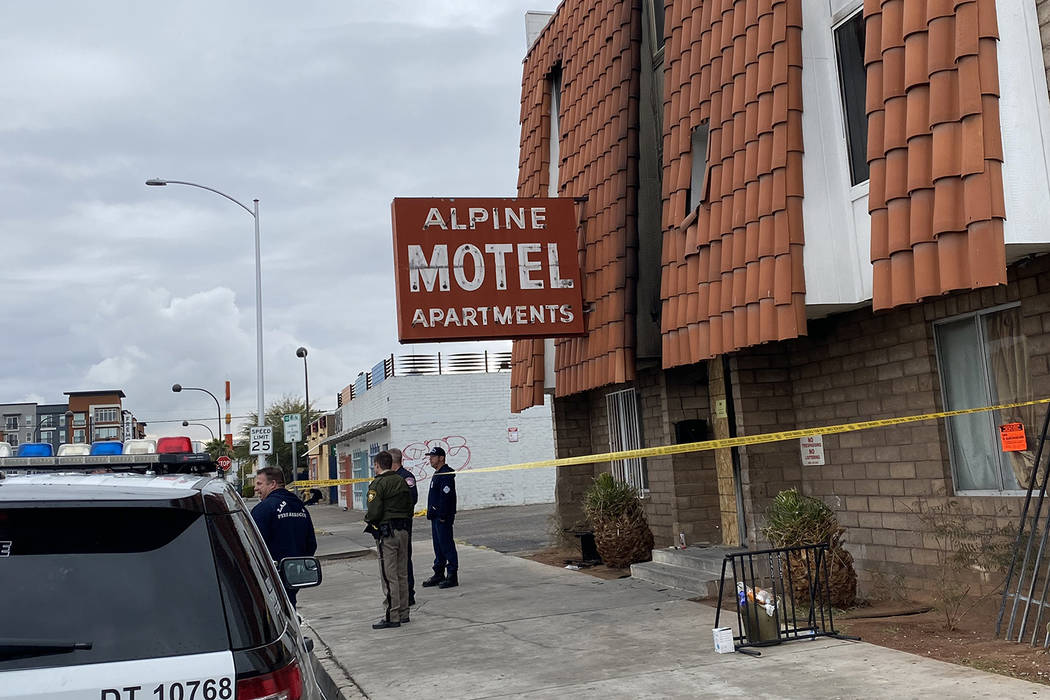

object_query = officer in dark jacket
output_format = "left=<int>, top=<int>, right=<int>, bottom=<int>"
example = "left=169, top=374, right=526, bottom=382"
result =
left=422, top=446, right=458, bottom=589
left=364, top=450, right=413, bottom=629
left=251, top=466, right=318, bottom=605
left=389, top=448, right=418, bottom=604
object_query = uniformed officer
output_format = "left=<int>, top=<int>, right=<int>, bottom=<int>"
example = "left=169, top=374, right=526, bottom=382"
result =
left=422, top=446, right=458, bottom=589
left=251, top=466, right=318, bottom=605
left=389, top=447, right=419, bottom=605
left=364, top=450, right=413, bottom=629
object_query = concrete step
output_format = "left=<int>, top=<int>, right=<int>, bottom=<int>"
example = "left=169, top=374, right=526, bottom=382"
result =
left=649, top=545, right=743, bottom=576
left=629, top=560, right=722, bottom=599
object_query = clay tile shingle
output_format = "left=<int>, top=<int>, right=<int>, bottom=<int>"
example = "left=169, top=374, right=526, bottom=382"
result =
left=866, top=0, right=1005, bottom=311
left=511, top=0, right=643, bottom=408
left=659, top=1, right=806, bottom=367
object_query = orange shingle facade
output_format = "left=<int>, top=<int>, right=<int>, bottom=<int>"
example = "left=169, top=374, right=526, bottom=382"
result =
left=661, top=0, right=807, bottom=368
left=512, top=0, right=642, bottom=410
left=865, top=0, right=1006, bottom=310
left=513, top=0, right=1008, bottom=407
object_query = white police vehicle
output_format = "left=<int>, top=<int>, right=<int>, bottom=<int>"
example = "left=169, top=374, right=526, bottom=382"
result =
left=0, top=437, right=324, bottom=700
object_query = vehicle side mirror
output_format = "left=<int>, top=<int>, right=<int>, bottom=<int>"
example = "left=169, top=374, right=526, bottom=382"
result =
left=279, top=557, right=322, bottom=589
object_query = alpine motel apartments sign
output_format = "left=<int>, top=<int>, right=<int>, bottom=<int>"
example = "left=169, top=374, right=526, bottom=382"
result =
left=391, top=197, right=585, bottom=342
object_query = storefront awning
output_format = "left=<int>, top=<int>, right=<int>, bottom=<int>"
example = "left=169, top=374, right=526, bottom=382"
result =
left=318, top=417, right=388, bottom=448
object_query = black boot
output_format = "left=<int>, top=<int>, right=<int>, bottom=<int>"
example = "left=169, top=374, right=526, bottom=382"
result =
left=438, top=573, right=458, bottom=589
left=421, top=573, right=445, bottom=587
left=372, top=619, right=401, bottom=629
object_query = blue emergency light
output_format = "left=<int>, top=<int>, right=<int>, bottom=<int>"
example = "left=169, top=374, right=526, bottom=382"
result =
left=17, top=442, right=54, bottom=457
left=90, top=441, right=124, bottom=456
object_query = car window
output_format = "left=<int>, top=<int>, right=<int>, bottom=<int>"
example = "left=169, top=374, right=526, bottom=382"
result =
left=208, top=513, right=283, bottom=649
left=231, top=508, right=295, bottom=622
left=0, top=506, right=228, bottom=671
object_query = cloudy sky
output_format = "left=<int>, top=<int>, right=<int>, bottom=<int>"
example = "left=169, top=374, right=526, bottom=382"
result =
left=0, top=0, right=557, bottom=438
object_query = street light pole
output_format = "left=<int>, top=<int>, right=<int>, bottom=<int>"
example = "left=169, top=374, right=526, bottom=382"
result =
left=147, top=178, right=268, bottom=468
left=296, top=346, right=310, bottom=482
left=182, top=420, right=216, bottom=440
left=171, top=384, right=222, bottom=444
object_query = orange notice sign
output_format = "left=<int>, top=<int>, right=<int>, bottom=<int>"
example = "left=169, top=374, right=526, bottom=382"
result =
left=391, top=197, right=586, bottom=342
left=999, top=422, right=1027, bottom=452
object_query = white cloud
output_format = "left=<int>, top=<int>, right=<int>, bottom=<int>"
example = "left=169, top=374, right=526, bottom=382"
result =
left=0, top=0, right=551, bottom=429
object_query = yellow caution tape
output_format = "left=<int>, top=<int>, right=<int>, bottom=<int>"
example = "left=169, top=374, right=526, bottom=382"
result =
left=292, top=396, right=1050, bottom=488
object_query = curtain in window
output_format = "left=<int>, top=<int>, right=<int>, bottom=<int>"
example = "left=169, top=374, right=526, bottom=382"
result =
left=937, top=318, right=1000, bottom=490
left=984, top=308, right=1037, bottom=490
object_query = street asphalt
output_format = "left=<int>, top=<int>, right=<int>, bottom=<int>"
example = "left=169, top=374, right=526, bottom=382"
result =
left=297, top=504, right=1050, bottom=699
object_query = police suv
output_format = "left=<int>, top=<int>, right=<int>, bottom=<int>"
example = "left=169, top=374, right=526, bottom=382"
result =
left=0, top=437, right=324, bottom=700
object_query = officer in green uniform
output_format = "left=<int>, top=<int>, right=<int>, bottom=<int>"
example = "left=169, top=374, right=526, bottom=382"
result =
left=364, top=450, right=413, bottom=629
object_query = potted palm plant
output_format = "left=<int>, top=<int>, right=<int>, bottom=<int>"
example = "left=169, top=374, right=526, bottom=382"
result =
left=583, top=472, right=654, bottom=568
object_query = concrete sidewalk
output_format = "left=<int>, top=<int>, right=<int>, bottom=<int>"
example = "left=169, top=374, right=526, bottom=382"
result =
left=297, top=509, right=1049, bottom=699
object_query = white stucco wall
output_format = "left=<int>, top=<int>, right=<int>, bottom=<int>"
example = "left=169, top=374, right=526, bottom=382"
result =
left=799, top=0, right=872, bottom=309
left=996, top=0, right=1050, bottom=256
left=336, top=372, right=555, bottom=511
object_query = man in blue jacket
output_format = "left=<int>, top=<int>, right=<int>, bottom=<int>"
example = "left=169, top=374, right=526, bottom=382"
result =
left=252, top=466, right=318, bottom=604
left=421, top=446, right=458, bottom=589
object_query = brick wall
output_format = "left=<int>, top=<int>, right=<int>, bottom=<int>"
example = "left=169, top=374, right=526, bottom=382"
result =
left=553, top=365, right=722, bottom=547
left=733, top=255, right=1050, bottom=596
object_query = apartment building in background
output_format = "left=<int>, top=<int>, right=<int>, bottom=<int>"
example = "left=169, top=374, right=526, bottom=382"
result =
left=513, top=0, right=1050, bottom=595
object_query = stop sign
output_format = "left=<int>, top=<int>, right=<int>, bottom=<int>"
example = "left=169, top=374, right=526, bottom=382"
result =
left=216, top=455, right=232, bottom=470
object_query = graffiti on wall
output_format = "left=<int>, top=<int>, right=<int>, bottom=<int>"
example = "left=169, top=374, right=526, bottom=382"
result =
left=402, top=436, right=472, bottom=482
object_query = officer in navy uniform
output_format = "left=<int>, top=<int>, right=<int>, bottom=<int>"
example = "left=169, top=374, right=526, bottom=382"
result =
left=422, top=446, right=458, bottom=589
left=389, top=447, right=418, bottom=604
left=251, top=466, right=318, bottom=605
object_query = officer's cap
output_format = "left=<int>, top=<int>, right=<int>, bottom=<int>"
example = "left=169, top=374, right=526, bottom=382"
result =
left=426, top=446, right=446, bottom=457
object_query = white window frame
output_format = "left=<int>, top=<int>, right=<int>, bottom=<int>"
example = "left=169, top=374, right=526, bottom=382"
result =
left=4, top=416, right=18, bottom=431
left=688, top=122, right=710, bottom=213
left=832, top=7, right=869, bottom=189
left=606, top=388, right=648, bottom=493
left=933, top=302, right=1029, bottom=496
left=94, top=406, right=120, bottom=423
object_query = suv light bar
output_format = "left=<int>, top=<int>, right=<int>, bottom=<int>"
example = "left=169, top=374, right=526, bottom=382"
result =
left=0, top=452, right=216, bottom=474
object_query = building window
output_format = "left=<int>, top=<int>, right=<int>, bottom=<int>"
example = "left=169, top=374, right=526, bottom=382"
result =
left=94, top=426, right=120, bottom=440
left=645, top=0, right=665, bottom=57
left=4, top=416, right=18, bottom=431
left=73, top=429, right=85, bottom=443
left=59, top=414, right=66, bottom=427
left=59, top=430, right=66, bottom=442
left=8, top=435, right=17, bottom=447
left=25, top=432, right=31, bottom=443
left=72, top=413, right=86, bottom=426
left=606, top=388, right=648, bottom=491
left=688, top=122, right=710, bottom=213
left=548, top=66, right=562, bottom=197
left=95, top=407, right=119, bottom=423
left=935, top=305, right=1032, bottom=493
left=38, top=415, right=54, bottom=429
left=834, top=10, right=868, bottom=186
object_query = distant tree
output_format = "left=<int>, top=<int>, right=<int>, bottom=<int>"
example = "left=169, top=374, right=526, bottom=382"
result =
left=237, top=395, right=320, bottom=485
left=204, top=437, right=234, bottom=460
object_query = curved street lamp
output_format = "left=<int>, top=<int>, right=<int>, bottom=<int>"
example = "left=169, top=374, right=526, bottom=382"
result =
left=148, top=178, right=267, bottom=467
left=172, top=384, right=222, bottom=443
left=182, top=420, right=216, bottom=440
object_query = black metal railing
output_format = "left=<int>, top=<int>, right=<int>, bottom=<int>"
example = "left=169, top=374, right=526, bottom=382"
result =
left=715, top=544, right=855, bottom=656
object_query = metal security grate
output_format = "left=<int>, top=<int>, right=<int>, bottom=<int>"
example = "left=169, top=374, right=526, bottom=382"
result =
left=606, top=388, right=647, bottom=491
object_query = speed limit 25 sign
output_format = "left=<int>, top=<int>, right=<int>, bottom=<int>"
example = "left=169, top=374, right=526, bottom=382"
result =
left=249, top=426, right=274, bottom=455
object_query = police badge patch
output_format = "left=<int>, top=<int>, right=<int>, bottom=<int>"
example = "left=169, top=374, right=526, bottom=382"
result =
left=367, top=490, right=376, bottom=502
left=406, top=477, right=415, bottom=487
